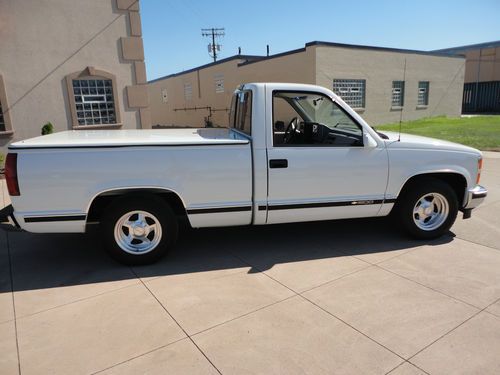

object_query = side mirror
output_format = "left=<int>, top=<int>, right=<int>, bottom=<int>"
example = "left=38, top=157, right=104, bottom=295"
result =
left=363, top=132, right=378, bottom=148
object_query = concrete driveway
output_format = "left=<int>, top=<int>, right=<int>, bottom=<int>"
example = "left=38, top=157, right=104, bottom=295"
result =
left=1, top=152, right=500, bottom=375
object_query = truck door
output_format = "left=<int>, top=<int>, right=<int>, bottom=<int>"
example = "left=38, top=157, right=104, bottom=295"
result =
left=264, top=90, right=389, bottom=224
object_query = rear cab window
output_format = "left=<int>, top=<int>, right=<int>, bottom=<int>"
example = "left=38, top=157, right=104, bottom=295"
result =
left=230, top=90, right=252, bottom=136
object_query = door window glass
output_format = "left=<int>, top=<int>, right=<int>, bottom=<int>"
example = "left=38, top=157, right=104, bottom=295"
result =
left=273, top=91, right=363, bottom=147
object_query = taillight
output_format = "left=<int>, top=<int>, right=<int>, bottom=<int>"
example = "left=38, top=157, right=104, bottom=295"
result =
left=5, top=153, right=20, bottom=196
left=476, top=158, right=483, bottom=184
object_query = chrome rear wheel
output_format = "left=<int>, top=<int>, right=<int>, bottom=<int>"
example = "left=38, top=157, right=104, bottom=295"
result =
left=101, top=195, right=178, bottom=265
left=114, top=210, right=163, bottom=255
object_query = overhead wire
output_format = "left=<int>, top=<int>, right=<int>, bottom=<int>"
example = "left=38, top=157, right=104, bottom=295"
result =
left=4, top=1, right=140, bottom=117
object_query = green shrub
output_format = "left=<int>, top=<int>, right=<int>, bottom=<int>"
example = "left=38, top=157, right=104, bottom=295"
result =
left=41, top=122, right=54, bottom=135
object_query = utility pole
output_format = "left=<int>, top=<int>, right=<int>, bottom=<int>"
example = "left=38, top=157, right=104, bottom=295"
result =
left=201, top=28, right=225, bottom=62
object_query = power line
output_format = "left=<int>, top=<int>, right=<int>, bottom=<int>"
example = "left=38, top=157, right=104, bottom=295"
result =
left=201, top=28, right=225, bottom=62
left=5, top=1, right=139, bottom=116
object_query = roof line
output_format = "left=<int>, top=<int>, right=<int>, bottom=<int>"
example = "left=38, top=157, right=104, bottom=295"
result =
left=432, top=40, right=500, bottom=53
left=237, top=47, right=307, bottom=67
left=305, top=41, right=464, bottom=58
left=148, top=40, right=467, bottom=83
left=148, top=54, right=264, bottom=83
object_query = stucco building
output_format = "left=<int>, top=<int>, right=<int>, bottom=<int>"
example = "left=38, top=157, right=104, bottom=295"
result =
left=148, top=41, right=465, bottom=128
left=435, top=40, right=500, bottom=113
left=0, top=0, right=150, bottom=153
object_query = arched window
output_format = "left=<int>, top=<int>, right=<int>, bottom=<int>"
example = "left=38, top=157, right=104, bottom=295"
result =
left=0, top=74, right=14, bottom=135
left=65, top=67, right=121, bottom=128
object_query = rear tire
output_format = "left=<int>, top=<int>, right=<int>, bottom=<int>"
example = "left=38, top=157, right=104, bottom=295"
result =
left=101, top=195, right=178, bottom=265
left=397, top=178, right=458, bottom=239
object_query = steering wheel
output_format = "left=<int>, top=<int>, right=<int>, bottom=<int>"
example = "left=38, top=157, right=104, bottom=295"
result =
left=284, top=117, right=299, bottom=144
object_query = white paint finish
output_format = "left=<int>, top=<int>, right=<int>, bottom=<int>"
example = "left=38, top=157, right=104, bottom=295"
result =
left=9, top=128, right=248, bottom=148
left=266, top=146, right=389, bottom=224
left=12, top=142, right=253, bottom=230
left=7, top=82, right=486, bottom=233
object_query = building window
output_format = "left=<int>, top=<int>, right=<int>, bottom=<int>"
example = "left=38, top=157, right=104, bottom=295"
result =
left=418, top=81, right=429, bottom=106
left=0, top=99, right=5, bottom=132
left=184, top=83, right=192, bottom=101
left=66, top=67, right=121, bottom=128
left=333, top=79, right=366, bottom=108
left=214, top=73, right=224, bottom=93
left=392, top=81, right=405, bottom=107
left=161, top=88, right=168, bottom=103
left=72, top=79, right=116, bottom=125
left=0, top=74, right=13, bottom=135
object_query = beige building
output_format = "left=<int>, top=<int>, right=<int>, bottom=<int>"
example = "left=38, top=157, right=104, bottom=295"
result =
left=0, top=0, right=150, bottom=153
left=435, top=40, right=500, bottom=113
left=149, top=42, right=465, bottom=128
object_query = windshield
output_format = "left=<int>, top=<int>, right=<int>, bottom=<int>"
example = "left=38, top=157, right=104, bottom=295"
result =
left=276, top=92, right=362, bottom=136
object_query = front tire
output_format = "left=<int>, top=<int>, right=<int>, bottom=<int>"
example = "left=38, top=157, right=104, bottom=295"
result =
left=397, top=178, right=458, bottom=239
left=101, top=195, right=178, bottom=265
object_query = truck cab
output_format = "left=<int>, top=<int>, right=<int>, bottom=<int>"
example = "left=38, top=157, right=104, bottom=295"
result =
left=231, top=83, right=389, bottom=226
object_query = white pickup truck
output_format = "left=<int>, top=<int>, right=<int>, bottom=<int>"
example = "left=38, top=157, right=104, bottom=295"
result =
left=1, top=83, right=487, bottom=264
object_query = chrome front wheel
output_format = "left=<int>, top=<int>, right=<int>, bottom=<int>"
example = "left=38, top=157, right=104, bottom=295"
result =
left=397, top=178, right=458, bottom=240
left=412, top=192, right=449, bottom=231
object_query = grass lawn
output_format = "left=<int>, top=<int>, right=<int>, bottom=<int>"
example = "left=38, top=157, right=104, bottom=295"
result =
left=376, top=116, right=500, bottom=151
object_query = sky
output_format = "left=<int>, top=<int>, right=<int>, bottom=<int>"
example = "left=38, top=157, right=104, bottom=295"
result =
left=141, top=0, right=500, bottom=81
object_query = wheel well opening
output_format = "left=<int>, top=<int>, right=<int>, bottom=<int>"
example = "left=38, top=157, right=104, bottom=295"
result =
left=400, top=173, right=467, bottom=206
left=86, top=190, right=187, bottom=223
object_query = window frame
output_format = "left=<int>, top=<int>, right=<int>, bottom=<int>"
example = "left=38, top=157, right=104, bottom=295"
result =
left=271, top=90, right=364, bottom=148
left=0, top=74, right=14, bottom=136
left=391, top=80, right=405, bottom=108
left=332, top=79, right=366, bottom=109
left=65, top=67, right=121, bottom=129
left=230, top=90, right=252, bottom=136
left=417, top=81, right=430, bottom=107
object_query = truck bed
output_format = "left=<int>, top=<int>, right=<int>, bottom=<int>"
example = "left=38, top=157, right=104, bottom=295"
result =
left=9, top=128, right=249, bottom=149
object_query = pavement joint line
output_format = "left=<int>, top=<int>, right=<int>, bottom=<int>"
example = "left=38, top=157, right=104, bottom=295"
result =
left=374, top=264, right=483, bottom=311
left=453, top=235, right=500, bottom=252
left=229, top=249, right=375, bottom=296
left=289, top=263, right=374, bottom=295
left=8, top=279, right=142, bottom=323
left=300, top=291, right=407, bottom=362
left=405, top=295, right=500, bottom=363
left=406, top=360, right=431, bottom=375
left=345, top=244, right=421, bottom=266
left=128, top=266, right=223, bottom=375
left=190, top=294, right=297, bottom=337
left=385, top=360, right=430, bottom=375
left=333, top=235, right=494, bottom=311
left=483, top=309, right=500, bottom=321
left=228, top=251, right=408, bottom=363
left=5, top=231, right=22, bottom=375
left=90, top=336, right=189, bottom=375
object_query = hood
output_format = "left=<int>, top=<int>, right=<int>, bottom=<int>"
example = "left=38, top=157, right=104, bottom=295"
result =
left=382, top=131, right=481, bottom=156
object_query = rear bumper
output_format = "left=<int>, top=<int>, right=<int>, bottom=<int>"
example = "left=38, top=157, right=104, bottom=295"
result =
left=0, top=204, right=21, bottom=229
left=464, top=185, right=488, bottom=210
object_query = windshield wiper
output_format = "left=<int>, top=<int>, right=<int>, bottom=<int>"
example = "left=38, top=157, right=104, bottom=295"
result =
left=372, top=126, right=389, bottom=140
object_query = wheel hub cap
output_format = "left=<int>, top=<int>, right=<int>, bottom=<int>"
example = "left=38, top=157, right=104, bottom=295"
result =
left=114, top=210, right=163, bottom=255
left=412, top=192, right=449, bottom=231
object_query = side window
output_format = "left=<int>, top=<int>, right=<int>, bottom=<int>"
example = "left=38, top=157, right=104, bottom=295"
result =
left=272, top=91, right=363, bottom=147
left=231, top=91, right=252, bottom=135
